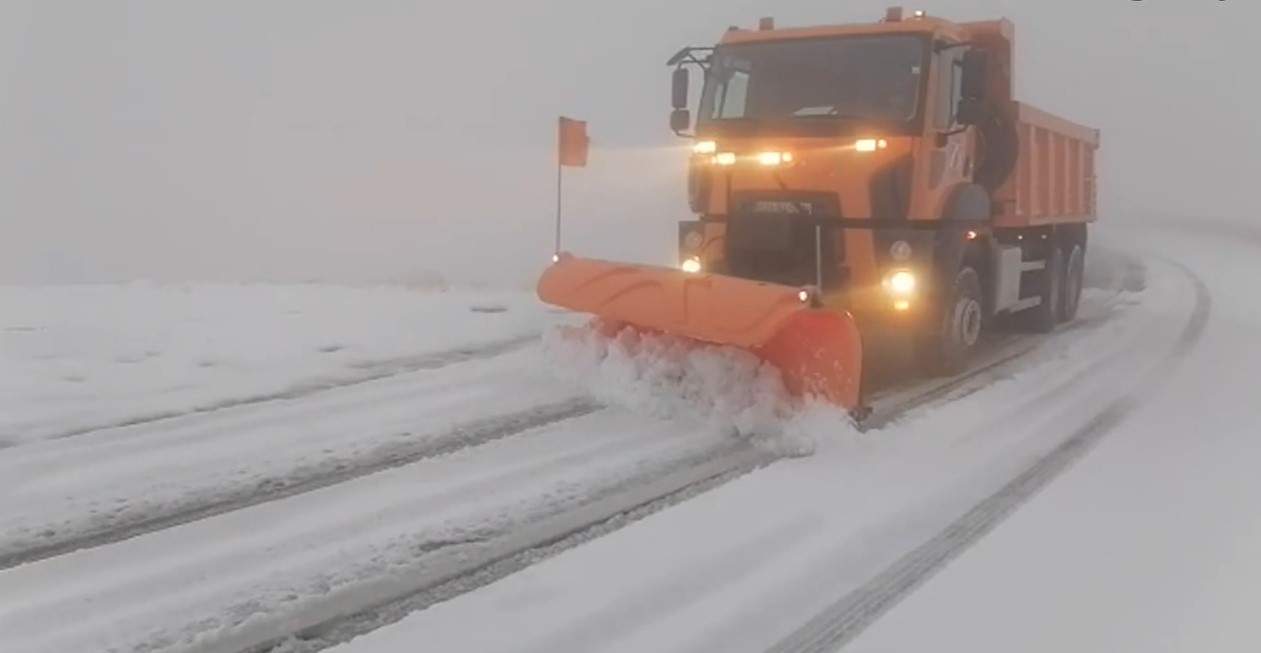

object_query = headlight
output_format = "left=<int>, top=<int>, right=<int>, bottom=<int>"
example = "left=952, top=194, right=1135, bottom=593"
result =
left=855, top=138, right=889, bottom=153
left=681, top=257, right=703, bottom=274
left=714, top=152, right=737, bottom=166
left=756, top=151, right=793, bottom=166
left=693, top=140, right=717, bottom=155
left=884, top=270, right=916, bottom=295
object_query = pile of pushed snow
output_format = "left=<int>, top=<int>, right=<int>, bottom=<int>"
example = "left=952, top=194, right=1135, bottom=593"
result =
left=543, top=322, right=854, bottom=455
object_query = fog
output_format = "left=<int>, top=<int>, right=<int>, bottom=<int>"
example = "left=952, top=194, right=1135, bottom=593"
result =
left=1, top=0, right=1256, bottom=287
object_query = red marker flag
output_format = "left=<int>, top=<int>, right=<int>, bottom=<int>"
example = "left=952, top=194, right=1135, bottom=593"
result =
left=558, top=117, right=589, bottom=167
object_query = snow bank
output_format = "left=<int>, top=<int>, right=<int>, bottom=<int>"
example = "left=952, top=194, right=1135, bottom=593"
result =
left=543, top=322, right=854, bottom=456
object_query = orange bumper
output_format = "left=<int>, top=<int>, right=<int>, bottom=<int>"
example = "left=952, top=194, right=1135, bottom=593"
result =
left=538, top=254, right=863, bottom=407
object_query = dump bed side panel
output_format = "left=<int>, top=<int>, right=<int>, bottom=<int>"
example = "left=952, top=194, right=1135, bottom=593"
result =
left=993, top=102, right=1101, bottom=228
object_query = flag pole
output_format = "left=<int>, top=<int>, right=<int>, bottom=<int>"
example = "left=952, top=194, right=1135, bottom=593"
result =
left=554, top=116, right=587, bottom=261
left=554, top=155, right=562, bottom=258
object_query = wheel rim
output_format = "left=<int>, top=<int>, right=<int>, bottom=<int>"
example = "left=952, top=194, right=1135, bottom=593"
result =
left=954, top=296, right=982, bottom=347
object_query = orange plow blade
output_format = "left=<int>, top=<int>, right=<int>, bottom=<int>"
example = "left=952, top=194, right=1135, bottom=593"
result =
left=538, top=254, right=863, bottom=408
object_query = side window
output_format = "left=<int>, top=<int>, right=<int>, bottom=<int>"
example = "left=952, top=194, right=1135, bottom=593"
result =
left=951, top=57, right=964, bottom=122
left=714, top=70, right=750, bottom=119
left=934, top=49, right=963, bottom=129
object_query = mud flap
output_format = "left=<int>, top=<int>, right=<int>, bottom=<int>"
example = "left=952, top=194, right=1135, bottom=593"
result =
left=538, top=254, right=864, bottom=408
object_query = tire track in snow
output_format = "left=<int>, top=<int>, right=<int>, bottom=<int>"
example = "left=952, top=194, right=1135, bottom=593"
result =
left=768, top=260, right=1212, bottom=653
left=240, top=444, right=779, bottom=653
left=30, top=334, right=537, bottom=443
left=0, top=397, right=600, bottom=571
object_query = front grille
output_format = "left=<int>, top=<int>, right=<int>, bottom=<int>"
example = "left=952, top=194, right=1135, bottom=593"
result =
left=725, top=192, right=844, bottom=289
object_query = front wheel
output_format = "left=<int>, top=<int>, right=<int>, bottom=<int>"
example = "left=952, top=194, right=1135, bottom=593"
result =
left=916, top=266, right=983, bottom=376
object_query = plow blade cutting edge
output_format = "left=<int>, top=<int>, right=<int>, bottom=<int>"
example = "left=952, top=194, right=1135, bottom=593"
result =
left=538, top=254, right=863, bottom=408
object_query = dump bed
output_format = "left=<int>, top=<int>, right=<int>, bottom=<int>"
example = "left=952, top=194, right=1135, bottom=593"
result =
left=992, top=102, right=1100, bottom=228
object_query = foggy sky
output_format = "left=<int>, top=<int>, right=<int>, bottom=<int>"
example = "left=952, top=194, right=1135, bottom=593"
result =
left=1, top=0, right=1256, bottom=287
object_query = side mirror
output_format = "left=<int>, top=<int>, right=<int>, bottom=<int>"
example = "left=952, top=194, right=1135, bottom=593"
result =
left=960, top=50, right=988, bottom=101
left=670, top=108, right=691, bottom=134
left=671, top=67, right=689, bottom=109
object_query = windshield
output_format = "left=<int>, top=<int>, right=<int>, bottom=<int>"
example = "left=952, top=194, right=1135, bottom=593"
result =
left=699, top=35, right=927, bottom=126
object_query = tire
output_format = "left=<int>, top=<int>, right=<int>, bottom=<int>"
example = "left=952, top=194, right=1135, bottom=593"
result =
left=1023, top=245, right=1064, bottom=333
left=916, top=266, right=984, bottom=376
left=1059, top=243, right=1085, bottom=323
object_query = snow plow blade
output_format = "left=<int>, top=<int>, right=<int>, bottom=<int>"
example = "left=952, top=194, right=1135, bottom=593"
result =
left=538, top=254, right=863, bottom=408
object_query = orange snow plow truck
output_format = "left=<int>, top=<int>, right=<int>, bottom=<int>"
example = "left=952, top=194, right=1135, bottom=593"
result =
left=538, top=8, right=1100, bottom=413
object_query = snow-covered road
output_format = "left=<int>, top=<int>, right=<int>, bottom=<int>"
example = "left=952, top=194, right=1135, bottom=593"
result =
left=0, top=346, right=594, bottom=568
left=845, top=223, right=1258, bottom=653
left=2, top=221, right=1247, bottom=653
left=1, top=286, right=785, bottom=652
left=1, top=409, right=764, bottom=652
left=323, top=227, right=1223, bottom=653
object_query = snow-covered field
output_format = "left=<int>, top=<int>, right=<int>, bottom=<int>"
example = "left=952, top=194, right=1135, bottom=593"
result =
left=2, top=222, right=1257, bottom=653
left=0, top=284, right=556, bottom=444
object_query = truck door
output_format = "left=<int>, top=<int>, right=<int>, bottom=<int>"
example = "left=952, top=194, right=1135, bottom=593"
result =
left=930, top=45, right=969, bottom=193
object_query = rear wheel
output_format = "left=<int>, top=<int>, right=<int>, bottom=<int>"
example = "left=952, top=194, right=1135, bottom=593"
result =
left=1023, top=245, right=1063, bottom=333
left=1059, top=243, right=1085, bottom=323
left=917, top=266, right=983, bottom=376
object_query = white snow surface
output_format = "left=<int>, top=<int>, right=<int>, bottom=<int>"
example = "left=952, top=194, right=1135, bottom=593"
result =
left=0, top=280, right=772, bottom=652
left=846, top=224, right=1261, bottom=653
left=0, top=346, right=586, bottom=563
left=5, top=223, right=1259, bottom=653
left=0, top=283, right=554, bottom=444
left=0, top=409, right=738, bottom=653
